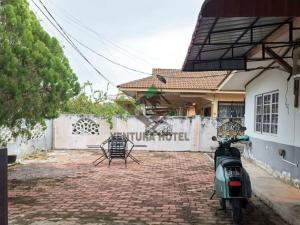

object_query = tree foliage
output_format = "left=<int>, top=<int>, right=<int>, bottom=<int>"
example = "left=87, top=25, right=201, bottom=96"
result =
left=0, top=0, right=80, bottom=138
left=62, top=82, right=139, bottom=129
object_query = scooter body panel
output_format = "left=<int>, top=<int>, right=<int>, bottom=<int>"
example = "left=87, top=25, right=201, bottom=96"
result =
left=215, top=155, right=252, bottom=199
left=212, top=134, right=251, bottom=224
left=215, top=164, right=227, bottom=198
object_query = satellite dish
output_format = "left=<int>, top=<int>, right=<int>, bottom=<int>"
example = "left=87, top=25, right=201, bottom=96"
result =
left=156, top=74, right=167, bottom=84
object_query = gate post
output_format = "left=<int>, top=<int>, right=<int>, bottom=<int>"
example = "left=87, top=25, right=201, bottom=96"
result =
left=191, top=115, right=201, bottom=151
left=0, top=148, right=8, bottom=225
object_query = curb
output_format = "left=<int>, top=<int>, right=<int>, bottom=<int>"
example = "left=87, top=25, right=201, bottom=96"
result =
left=251, top=187, right=298, bottom=225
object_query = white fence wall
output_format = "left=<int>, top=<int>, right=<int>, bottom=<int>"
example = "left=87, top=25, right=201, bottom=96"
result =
left=6, top=120, right=53, bottom=160
left=4, top=115, right=242, bottom=157
left=53, top=114, right=218, bottom=151
left=113, top=116, right=194, bottom=151
left=199, top=118, right=218, bottom=150
left=53, top=115, right=111, bottom=150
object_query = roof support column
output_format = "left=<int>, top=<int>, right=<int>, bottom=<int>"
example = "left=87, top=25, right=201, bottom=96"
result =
left=212, top=99, right=218, bottom=118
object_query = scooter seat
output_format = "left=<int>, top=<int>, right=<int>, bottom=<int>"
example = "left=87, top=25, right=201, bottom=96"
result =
left=220, top=158, right=242, bottom=168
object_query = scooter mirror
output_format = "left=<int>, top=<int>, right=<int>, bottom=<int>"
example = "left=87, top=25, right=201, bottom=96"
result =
left=212, top=136, right=217, bottom=141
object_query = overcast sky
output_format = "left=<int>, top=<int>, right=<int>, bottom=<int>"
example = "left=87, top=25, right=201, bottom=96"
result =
left=29, top=0, right=203, bottom=95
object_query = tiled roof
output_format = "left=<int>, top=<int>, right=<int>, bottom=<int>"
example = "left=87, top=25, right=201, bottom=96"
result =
left=118, top=68, right=228, bottom=90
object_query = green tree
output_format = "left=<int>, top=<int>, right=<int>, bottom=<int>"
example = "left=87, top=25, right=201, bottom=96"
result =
left=63, top=82, right=139, bottom=129
left=0, top=0, right=80, bottom=143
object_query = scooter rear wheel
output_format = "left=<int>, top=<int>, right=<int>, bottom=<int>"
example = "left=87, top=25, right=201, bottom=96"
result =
left=231, top=199, right=243, bottom=224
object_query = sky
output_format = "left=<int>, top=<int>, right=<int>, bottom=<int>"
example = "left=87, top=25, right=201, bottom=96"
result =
left=29, top=0, right=204, bottom=95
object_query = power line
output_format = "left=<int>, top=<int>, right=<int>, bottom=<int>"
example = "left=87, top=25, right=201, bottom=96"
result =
left=31, top=0, right=116, bottom=87
left=31, top=1, right=232, bottom=86
left=67, top=33, right=152, bottom=76
left=46, top=0, right=154, bottom=66
left=32, top=0, right=154, bottom=86
left=36, top=1, right=153, bottom=76
left=45, top=8, right=117, bottom=61
left=64, top=32, right=231, bottom=79
left=32, top=5, right=113, bottom=88
left=33, top=0, right=109, bottom=82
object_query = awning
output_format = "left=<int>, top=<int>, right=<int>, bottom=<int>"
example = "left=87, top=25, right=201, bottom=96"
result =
left=200, top=0, right=300, bottom=17
left=182, top=0, right=300, bottom=71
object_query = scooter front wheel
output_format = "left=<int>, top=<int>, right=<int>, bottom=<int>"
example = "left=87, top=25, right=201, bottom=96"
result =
left=231, top=199, right=243, bottom=224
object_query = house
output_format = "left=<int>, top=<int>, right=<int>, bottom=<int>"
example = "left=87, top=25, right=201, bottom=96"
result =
left=118, top=68, right=245, bottom=118
left=182, top=0, right=300, bottom=183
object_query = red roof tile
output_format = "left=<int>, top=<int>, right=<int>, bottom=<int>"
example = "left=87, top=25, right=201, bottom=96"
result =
left=118, top=68, right=228, bottom=90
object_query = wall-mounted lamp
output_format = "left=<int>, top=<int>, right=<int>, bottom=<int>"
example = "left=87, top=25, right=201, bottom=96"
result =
left=278, top=149, right=286, bottom=158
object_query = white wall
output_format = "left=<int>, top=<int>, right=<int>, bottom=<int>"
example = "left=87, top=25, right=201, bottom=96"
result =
left=3, top=114, right=243, bottom=157
left=7, top=120, right=53, bottom=160
left=199, top=117, right=218, bottom=150
left=113, top=116, right=194, bottom=151
left=245, top=70, right=300, bottom=147
left=53, top=114, right=220, bottom=151
left=53, top=114, right=111, bottom=150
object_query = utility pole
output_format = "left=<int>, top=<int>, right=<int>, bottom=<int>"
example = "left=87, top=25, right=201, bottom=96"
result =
left=0, top=148, right=8, bottom=225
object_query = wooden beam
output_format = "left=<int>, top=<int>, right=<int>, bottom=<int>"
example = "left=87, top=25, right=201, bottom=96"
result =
left=265, top=47, right=292, bottom=74
left=245, top=46, right=293, bottom=88
left=160, top=95, right=171, bottom=105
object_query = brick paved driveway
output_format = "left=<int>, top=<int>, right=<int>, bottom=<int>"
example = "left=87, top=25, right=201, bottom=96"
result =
left=8, top=151, right=287, bottom=225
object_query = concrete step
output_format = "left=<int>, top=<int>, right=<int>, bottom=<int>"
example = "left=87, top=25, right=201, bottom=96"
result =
left=243, top=159, right=300, bottom=225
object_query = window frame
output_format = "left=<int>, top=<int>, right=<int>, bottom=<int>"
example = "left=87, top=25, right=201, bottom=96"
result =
left=254, top=90, right=279, bottom=135
left=218, top=101, right=245, bottom=118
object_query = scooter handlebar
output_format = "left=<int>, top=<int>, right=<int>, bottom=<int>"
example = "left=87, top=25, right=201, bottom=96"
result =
left=212, top=135, right=250, bottom=145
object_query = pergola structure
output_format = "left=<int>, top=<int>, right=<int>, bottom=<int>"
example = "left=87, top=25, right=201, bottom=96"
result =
left=182, top=0, right=300, bottom=72
left=118, top=69, right=245, bottom=117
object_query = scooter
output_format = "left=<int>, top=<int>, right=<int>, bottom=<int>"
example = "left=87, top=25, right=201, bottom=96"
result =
left=211, top=133, right=252, bottom=224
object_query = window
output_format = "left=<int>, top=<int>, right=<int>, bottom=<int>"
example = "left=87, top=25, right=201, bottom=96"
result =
left=218, top=102, right=245, bottom=118
left=255, top=91, right=279, bottom=134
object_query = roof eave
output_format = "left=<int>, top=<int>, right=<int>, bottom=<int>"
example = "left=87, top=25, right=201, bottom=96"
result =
left=182, top=0, right=300, bottom=72
left=119, top=87, right=245, bottom=94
